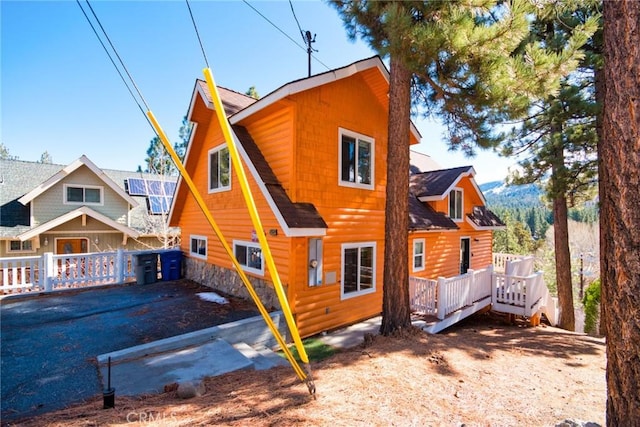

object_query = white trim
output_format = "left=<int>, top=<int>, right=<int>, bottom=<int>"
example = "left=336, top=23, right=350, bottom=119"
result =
left=416, top=167, right=477, bottom=202
left=189, top=235, right=208, bottom=260
left=233, top=240, right=264, bottom=276
left=6, top=239, right=36, bottom=254
left=338, top=127, right=375, bottom=190
left=18, top=155, right=138, bottom=207
left=412, top=238, right=426, bottom=272
left=17, top=206, right=140, bottom=241
left=460, top=236, right=471, bottom=274
left=207, top=144, right=232, bottom=193
left=63, top=183, right=104, bottom=206
left=168, top=122, right=197, bottom=225
left=340, top=241, right=377, bottom=300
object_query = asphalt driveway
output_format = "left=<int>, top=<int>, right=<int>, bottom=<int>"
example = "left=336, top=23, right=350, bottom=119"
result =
left=0, top=280, right=260, bottom=422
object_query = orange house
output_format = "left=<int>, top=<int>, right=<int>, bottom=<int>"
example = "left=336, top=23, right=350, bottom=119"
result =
left=408, top=165, right=505, bottom=281
left=169, top=56, right=503, bottom=338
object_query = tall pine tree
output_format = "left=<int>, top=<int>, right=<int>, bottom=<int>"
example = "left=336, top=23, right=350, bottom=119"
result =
left=331, top=0, right=595, bottom=335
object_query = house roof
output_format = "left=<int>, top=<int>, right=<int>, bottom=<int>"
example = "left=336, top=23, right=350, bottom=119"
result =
left=408, top=195, right=459, bottom=231
left=233, top=125, right=328, bottom=232
left=410, top=150, right=442, bottom=175
left=192, top=56, right=422, bottom=143
left=466, top=206, right=507, bottom=230
left=17, top=206, right=140, bottom=241
left=410, top=166, right=476, bottom=200
left=0, top=157, right=176, bottom=238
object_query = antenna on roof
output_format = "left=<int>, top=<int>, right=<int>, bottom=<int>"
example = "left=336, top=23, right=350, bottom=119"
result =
left=303, top=30, right=317, bottom=77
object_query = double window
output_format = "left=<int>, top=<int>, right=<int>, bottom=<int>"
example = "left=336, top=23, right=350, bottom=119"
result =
left=208, top=145, right=231, bottom=192
left=190, top=235, right=207, bottom=259
left=341, top=242, right=376, bottom=299
left=339, top=128, right=374, bottom=189
left=413, top=239, right=425, bottom=272
left=64, top=184, right=102, bottom=205
left=8, top=240, right=33, bottom=253
left=234, top=240, right=264, bottom=275
left=449, top=188, right=463, bottom=221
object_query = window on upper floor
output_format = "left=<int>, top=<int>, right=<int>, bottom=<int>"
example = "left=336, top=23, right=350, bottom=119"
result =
left=64, top=184, right=102, bottom=205
left=190, top=235, right=207, bottom=259
left=339, top=128, right=374, bottom=190
left=341, top=242, right=376, bottom=299
left=449, top=188, right=463, bottom=221
left=234, top=240, right=264, bottom=276
left=208, top=145, right=231, bottom=193
left=8, top=239, right=34, bottom=253
left=413, top=238, right=425, bottom=272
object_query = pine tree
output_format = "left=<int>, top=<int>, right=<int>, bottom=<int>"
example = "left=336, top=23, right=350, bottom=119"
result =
left=500, top=1, right=600, bottom=331
left=331, top=0, right=594, bottom=335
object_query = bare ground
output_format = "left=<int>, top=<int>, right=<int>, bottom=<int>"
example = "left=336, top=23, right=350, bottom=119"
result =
left=6, top=313, right=606, bottom=427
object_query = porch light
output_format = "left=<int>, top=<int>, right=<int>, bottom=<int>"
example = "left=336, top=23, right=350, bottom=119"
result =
left=44, top=237, right=48, bottom=246
left=95, top=237, right=99, bottom=245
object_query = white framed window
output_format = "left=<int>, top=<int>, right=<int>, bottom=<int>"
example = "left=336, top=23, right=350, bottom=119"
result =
left=208, top=144, right=231, bottom=193
left=449, top=188, right=463, bottom=221
left=234, top=240, right=264, bottom=275
left=64, top=184, right=103, bottom=205
left=190, top=235, right=207, bottom=259
left=413, top=238, right=425, bottom=272
left=338, top=128, right=374, bottom=190
left=8, top=239, right=34, bottom=253
left=341, top=242, right=376, bottom=299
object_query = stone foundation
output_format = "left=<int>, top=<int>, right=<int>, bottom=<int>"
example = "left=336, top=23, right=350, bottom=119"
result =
left=184, top=257, right=282, bottom=311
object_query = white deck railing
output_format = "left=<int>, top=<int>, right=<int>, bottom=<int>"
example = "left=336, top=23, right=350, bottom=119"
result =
left=410, top=256, right=557, bottom=327
left=1, top=249, right=178, bottom=295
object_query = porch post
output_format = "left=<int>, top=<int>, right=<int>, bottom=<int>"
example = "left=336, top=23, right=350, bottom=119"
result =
left=115, top=248, right=125, bottom=284
left=42, top=252, right=54, bottom=292
left=437, top=277, right=446, bottom=320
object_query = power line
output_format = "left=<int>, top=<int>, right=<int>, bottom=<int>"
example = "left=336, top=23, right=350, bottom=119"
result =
left=185, top=0, right=210, bottom=69
left=288, top=0, right=306, bottom=45
left=288, top=0, right=317, bottom=77
left=242, top=0, right=330, bottom=74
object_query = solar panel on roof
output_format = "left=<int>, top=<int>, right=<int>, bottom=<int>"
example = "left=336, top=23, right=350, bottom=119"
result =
left=148, top=195, right=171, bottom=214
left=146, top=179, right=163, bottom=195
left=127, top=178, right=147, bottom=195
left=163, top=181, right=177, bottom=196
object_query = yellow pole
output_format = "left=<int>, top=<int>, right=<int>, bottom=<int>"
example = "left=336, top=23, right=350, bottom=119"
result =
left=202, top=68, right=312, bottom=369
left=145, top=111, right=310, bottom=387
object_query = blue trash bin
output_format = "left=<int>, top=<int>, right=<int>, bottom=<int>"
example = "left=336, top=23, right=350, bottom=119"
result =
left=160, top=250, right=183, bottom=281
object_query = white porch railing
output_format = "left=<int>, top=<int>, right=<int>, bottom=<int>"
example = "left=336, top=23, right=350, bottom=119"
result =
left=0, top=249, right=177, bottom=295
left=410, top=256, right=557, bottom=328
left=493, top=253, right=529, bottom=273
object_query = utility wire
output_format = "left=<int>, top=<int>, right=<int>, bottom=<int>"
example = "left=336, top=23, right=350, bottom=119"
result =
left=76, top=0, right=146, bottom=119
left=83, top=0, right=152, bottom=113
left=288, top=0, right=306, bottom=44
left=185, top=0, right=210, bottom=69
left=242, top=0, right=331, bottom=72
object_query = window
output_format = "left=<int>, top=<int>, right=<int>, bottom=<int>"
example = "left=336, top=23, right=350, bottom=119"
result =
left=8, top=240, right=33, bottom=253
left=64, top=184, right=102, bottom=205
left=449, top=188, right=463, bottom=221
left=339, top=128, right=374, bottom=189
left=208, top=145, right=231, bottom=192
left=234, top=241, right=264, bottom=275
left=413, top=239, right=425, bottom=272
left=341, top=242, right=376, bottom=299
left=190, top=235, right=207, bottom=259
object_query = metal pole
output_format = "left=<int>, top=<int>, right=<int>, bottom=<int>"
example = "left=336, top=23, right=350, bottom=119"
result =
left=579, top=253, right=584, bottom=299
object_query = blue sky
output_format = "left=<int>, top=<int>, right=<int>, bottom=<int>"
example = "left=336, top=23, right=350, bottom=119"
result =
left=1, top=0, right=516, bottom=184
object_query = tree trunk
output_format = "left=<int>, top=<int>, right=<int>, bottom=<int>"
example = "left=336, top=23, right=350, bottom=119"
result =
left=594, top=63, right=607, bottom=338
left=602, top=1, right=640, bottom=424
left=380, top=55, right=412, bottom=336
left=552, top=189, right=575, bottom=331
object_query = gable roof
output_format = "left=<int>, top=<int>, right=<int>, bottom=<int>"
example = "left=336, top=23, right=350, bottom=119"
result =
left=233, top=125, right=328, bottom=233
left=17, top=206, right=140, bottom=241
left=191, top=56, right=422, bottom=143
left=410, top=166, right=476, bottom=200
left=18, top=155, right=138, bottom=207
left=408, top=195, right=458, bottom=231
left=466, top=206, right=506, bottom=230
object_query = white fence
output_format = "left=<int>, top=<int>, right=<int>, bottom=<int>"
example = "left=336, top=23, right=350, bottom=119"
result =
left=0, top=249, right=179, bottom=295
left=409, top=276, right=438, bottom=315
left=436, top=266, right=494, bottom=320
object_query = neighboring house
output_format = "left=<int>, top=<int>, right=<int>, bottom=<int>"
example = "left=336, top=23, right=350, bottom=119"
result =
left=169, top=55, right=503, bottom=338
left=0, top=155, right=178, bottom=257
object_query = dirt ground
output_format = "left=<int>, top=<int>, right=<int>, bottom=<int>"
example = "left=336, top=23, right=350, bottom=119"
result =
left=6, top=313, right=606, bottom=427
